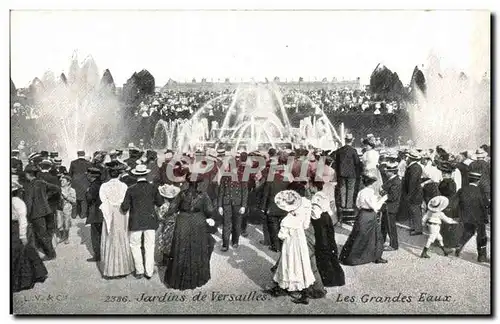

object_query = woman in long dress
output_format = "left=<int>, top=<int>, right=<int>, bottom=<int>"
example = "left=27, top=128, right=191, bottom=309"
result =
left=12, top=181, right=48, bottom=292
left=155, top=184, right=181, bottom=265
left=99, top=162, right=135, bottom=278
left=269, top=190, right=316, bottom=305
left=310, top=179, right=345, bottom=287
left=362, top=138, right=383, bottom=195
left=340, top=172, right=388, bottom=265
left=164, top=168, right=217, bottom=290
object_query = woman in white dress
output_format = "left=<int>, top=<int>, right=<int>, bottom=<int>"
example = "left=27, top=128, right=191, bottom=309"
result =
left=267, top=190, right=316, bottom=305
left=362, top=137, right=383, bottom=195
left=99, top=161, right=135, bottom=278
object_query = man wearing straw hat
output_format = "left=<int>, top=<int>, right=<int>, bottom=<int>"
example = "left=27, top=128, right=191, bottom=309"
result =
left=399, top=149, right=424, bottom=235
left=454, top=172, right=490, bottom=263
left=121, top=164, right=164, bottom=279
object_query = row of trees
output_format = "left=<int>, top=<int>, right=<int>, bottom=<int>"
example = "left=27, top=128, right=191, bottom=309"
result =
left=369, top=64, right=427, bottom=102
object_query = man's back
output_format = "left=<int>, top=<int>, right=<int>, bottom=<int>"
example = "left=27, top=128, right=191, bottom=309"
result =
left=335, top=145, right=360, bottom=178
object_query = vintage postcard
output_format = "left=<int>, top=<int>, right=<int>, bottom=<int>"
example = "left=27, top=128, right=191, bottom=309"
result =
left=10, top=9, right=491, bottom=315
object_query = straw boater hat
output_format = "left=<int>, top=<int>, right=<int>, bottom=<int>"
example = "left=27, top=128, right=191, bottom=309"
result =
left=28, top=152, right=39, bottom=161
left=468, top=172, right=482, bottom=181
left=39, top=159, right=53, bottom=167
left=131, top=164, right=151, bottom=176
left=406, top=149, right=421, bottom=160
left=12, top=180, right=22, bottom=192
left=274, top=190, right=302, bottom=212
left=427, top=196, right=449, bottom=213
left=474, top=148, right=487, bottom=159
left=158, top=184, right=181, bottom=199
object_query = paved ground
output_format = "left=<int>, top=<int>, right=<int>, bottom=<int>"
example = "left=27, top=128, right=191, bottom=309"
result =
left=12, top=216, right=490, bottom=315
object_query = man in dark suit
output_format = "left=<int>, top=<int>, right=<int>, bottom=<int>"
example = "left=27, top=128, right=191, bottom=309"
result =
left=399, top=150, right=424, bottom=235
left=38, top=159, right=62, bottom=240
left=85, top=167, right=104, bottom=262
left=50, top=158, right=68, bottom=177
left=159, top=150, right=174, bottom=185
left=380, top=163, right=401, bottom=250
left=456, top=151, right=473, bottom=188
left=469, top=148, right=491, bottom=202
left=121, top=165, right=163, bottom=279
left=24, top=166, right=61, bottom=260
left=259, top=159, right=291, bottom=252
left=334, top=134, right=361, bottom=210
left=218, top=159, right=249, bottom=252
left=455, top=172, right=489, bottom=263
left=69, top=150, right=93, bottom=219
left=11, top=149, right=23, bottom=175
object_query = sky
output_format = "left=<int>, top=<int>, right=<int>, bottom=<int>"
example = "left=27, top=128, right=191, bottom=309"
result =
left=10, top=10, right=490, bottom=88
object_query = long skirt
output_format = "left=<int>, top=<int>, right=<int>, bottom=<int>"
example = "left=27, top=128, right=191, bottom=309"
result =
left=100, top=212, right=135, bottom=278
left=166, top=212, right=214, bottom=290
left=12, top=221, right=48, bottom=293
left=339, top=209, right=383, bottom=265
left=304, top=225, right=327, bottom=298
left=312, top=212, right=345, bottom=287
left=155, top=219, right=176, bottom=263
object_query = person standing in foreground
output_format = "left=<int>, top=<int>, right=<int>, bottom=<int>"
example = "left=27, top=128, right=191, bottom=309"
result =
left=98, top=161, right=134, bottom=278
left=58, top=175, right=76, bottom=244
left=454, top=172, right=490, bottom=263
left=380, top=162, right=401, bottom=251
left=69, top=150, right=92, bottom=219
left=334, top=133, right=361, bottom=211
left=399, top=150, right=424, bottom=236
left=420, top=196, right=457, bottom=258
left=121, top=164, right=163, bottom=279
left=340, top=172, right=388, bottom=265
left=85, top=168, right=104, bottom=262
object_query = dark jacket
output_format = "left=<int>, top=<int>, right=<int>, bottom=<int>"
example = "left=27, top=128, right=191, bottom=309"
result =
left=335, top=145, right=361, bottom=179
left=469, top=160, right=491, bottom=200
left=37, top=170, right=61, bottom=211
left=23, top=179, right=61, bottom=220
left=259, top=170, right=291, bottom=217
left=217, top=174, right=249, bottom=208
left=69, top=158, right=93, bottom=200
left=401, top=162, right=423, bottom=205
left=456, top=162, right=470, bottom=188
left=11, top=157, right=23, bottom=175
left=438, top=178, right=457, bottom=199
left=50, top=165, right=68, bottom=177
left=422, top=180, right=440, bottom=206
left=381, top=175, right=401, bottom=214
left=456, top=184, right=489, bottom=225
left=121, top=179, right=163, bottom=231
left=85, top=179, right=103, bottom=224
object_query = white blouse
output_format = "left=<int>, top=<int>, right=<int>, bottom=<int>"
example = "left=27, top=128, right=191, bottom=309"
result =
left=363, top=149, right=380, bottom=170
left=12, top=197, right=28, bottom=240
left=356, top=187, right=387, bottom=212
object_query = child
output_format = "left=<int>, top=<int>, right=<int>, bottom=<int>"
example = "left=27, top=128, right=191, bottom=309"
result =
left=58, top=175, right=76, bottom=244
left=380, top=162, right=401, bottom=251
left=420, top=196, right=457, bottom=258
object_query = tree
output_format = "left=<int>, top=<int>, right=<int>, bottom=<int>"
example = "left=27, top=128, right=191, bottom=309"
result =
left=135, top=69, right=155, bottom=95
left=192, top=78, right=197, bottom=83
left=410, top=65, right=426, bottom=95
left=274, top=76, right=280, bottom=83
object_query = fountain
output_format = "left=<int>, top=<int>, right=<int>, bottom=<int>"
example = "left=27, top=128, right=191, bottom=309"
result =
left=410, top=56, right=490, bottom=152
left=28, top=51, right=123, bottom=161
left=153, top=82, right=345, bottom=152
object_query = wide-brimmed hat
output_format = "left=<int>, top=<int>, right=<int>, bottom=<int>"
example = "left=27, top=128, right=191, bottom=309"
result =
left=39, top=159, right=53, bottom=167
left=384, top=161, right=399, bottom=172
left=474, top=148, right=487, bottom=159
left=28, top=152, right=39, bottom=160
left=437, top=161, right=454, bottom=173
left=158, top=184, right=181, bottom=199
left=468, top=172, right=482, bottom=181
left=131, top=164, right=151, bottom=175
left=274, top=190, right=302, bottom=212
left=427, top=196, right=449, bottom=213
left=11, top=180, right=22, bottom=192
left=105, top=160, right=127, bottom=171
left=362, top=137, right=377, bottom=148
left=406, top=149, right=421, bottom=160
left=87, top=167, right=102, bottom=176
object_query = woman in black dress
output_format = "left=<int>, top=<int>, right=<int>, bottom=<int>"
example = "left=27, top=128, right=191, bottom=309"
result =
left=340, top=172, right=388, bottom=265
left=437, top=162, right=462, bottom=248
left=11, top=181, right=48, bottom=293
left=164, top=169, right=217, bottom=290
left=310, top=179, right=345, bottom=287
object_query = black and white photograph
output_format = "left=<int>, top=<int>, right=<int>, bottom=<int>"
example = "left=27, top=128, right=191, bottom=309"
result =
left=8, top=7, right=491, bottom=315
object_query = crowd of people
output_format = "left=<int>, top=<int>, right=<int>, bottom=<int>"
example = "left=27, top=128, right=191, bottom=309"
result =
left=10, top=133, right=490, bottom=305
